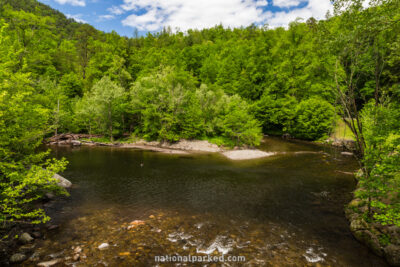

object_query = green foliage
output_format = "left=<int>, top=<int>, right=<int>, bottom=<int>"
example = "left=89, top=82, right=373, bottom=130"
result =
left=0, top=0, right=399, bottom=228
left=290, top=98, right=336, bottom=140
left=130, top=68, right=262, bottom=146
left=0, top=19, right=68, bottom=225
left=356, top=101, right=400, bottom=226
left=76, top=76, right=125, bottom=141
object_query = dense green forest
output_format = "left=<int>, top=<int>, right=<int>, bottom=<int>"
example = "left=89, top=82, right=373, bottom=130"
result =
left=0, top=0, right=400, bottom=239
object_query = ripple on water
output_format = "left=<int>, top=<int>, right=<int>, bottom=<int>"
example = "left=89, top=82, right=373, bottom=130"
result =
left=196, top=235, right=234, bottom=255
left=303, top=247, right=327, bottom=263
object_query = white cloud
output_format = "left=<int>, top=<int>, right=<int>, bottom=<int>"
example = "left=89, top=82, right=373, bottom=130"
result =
left=272, top=0, right=304, bottom=8
left=54, top=0, right=86, bottom=7
left=66, top=14, right=87, bottom=23
left=120, top=0, right=333, bottom=32
left=98, top=15, right=116, bottom=21
left=267, top=0, right=333, bottom=28
left=122, top=0, right=269, bottom=31
left=108, top=5, right=125, bottom=15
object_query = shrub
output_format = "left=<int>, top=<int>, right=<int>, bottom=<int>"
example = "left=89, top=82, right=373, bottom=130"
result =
left=290, top=98, right=335, bottom=140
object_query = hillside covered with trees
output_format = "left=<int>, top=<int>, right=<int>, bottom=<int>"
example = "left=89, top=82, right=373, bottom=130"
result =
left=0, top=0, right=400, bottom=262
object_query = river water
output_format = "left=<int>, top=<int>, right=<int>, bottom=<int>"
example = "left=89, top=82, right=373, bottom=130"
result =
left=24, top=137, right=387, bottom=266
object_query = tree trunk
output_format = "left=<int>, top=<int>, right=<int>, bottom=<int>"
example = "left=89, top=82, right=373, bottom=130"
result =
left=109, top=105, right=113, bottom=142
left=55, top=98, right=59, bottom=136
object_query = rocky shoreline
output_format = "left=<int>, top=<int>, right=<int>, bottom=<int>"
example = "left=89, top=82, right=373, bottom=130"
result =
left=345, top=181, right=400, bottom=266
left=46, top=134, right=276, bottom=160
left=2, top=173, right=73, bottom=266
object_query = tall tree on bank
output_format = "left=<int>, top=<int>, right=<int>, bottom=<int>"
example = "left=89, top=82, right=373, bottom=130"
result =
left=331, top=0, right=400, bottom=223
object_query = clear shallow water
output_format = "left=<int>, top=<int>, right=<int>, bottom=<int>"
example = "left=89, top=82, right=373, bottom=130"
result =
left=25, top=137, right=387, bottom=266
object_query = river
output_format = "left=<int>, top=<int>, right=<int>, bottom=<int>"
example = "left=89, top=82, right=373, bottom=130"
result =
left=24, top=137, right=387, bottom=266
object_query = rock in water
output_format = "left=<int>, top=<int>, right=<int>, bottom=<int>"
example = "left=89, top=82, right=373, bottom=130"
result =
left=222, top=150, right=275, bottom=160
left=341, top=151, right=354, bottom=156
left=98, top=243, right=109, bottom=250
left=53, top=173, right=72, bottom=188
left=71, top=140, right=81, bottom=146
left=19, top=232, right=34, bottom=244
left=384, top=244, right=400, bottom=266
left=37, top=259, right=61, bottom=267
left=10, top=253, right=26, bottom=263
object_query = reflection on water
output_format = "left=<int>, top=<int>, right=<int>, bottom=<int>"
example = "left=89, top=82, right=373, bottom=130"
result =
left=24, top=137, right=387, bottom=266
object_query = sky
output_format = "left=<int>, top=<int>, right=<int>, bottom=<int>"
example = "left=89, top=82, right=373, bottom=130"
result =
left=37, top=0, right=334, bottom=37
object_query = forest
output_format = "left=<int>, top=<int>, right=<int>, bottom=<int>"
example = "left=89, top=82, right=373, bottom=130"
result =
left=0, top=0, right=399, bottom=260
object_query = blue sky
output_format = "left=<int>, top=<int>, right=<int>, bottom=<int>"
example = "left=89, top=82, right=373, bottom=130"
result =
left=37, top=0, right=333, bottom=37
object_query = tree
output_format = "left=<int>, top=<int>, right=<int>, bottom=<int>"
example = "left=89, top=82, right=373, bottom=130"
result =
left=88, top=76, right=125, bottom=141
left=0, top=20, right=68, bottom=225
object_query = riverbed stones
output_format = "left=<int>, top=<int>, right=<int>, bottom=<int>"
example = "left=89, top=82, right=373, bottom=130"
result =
left=19, top=232, right=34, bottom=244
left=10, top=253, right=27, bottom=263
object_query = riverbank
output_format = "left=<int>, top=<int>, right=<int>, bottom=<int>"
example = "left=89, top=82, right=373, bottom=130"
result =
left=0, top=174, right=73, bottom=266
left=46, top=134, right=276, bottom=160
left=345, top=177, right=400, bottom=266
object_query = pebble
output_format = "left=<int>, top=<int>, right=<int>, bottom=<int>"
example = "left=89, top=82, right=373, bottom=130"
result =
left=32, top=232, right=41, bottom=238
left=47, top=225, right=59, bottom=230
left=74, top=246, right=82, bottom=253
left=341, top=151, right=354, bottom=156
left=37, top=259, right=61, bottom=267
left=98, top=243, right=110, bottom=250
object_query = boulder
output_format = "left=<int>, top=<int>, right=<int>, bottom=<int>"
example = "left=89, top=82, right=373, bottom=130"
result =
left=19, top=232, right=33, bottom=244
left=348, top=198, right=363, bottom=208
left=10, top=253, right=26, bottom=263
left=350, top=217, right=368, bottom=232
left=384, top=244, right=400, bottom=266
left=53, top=173, right=72, bottom=188
left=71, top=140, right=81, bottom=146
left=353, top=230, right=383, bottom=256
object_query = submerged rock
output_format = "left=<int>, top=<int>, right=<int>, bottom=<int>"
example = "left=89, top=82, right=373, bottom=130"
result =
left=19, top=232, right=34, bottom=244
left=53, top=173, right=72, bottom=188
left=127, top=220, right=145, bottom=230
left=384, top=244, right=400, bottom=266
left=98, top=243, right=109, bottom=250
left=10, top=253, right=26, bottom=263
left=37, top=259, right=62, bottom=267
left=222, top=150, right=275, bottom=160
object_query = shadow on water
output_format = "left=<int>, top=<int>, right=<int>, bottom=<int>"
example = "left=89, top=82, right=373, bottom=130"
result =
left=25, top=137, right=387, bottom=266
